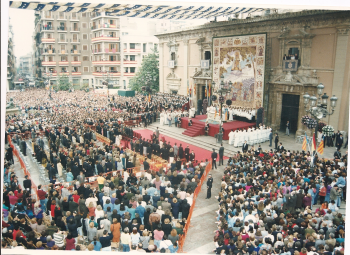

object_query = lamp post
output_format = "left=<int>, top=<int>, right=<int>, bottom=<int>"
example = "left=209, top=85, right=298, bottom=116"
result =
left=212, top=74, right=232, bottom=122
left=303, top=83, right=338, bottom=150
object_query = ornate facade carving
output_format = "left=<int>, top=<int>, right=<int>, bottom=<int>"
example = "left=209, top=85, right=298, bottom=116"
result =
left=166, top=70, right=181, bottom=92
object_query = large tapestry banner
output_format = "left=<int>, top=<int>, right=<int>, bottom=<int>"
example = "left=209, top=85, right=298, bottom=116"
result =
left=212, top=34, right=266, bottom=109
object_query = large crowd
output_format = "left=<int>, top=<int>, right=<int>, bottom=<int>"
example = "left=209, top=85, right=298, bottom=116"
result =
left=213, top=148, right=347, bottom=255
left=2, top=89, right=208, bottom=252
left=2, top=89, right=348, bottom=254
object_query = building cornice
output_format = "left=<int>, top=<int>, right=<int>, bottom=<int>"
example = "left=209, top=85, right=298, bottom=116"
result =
left=155, top=10, right=350, bottom=40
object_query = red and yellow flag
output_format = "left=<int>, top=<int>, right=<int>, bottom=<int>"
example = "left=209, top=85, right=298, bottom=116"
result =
left=148, top=94, right=151, bottom=102
left=317, top=140, right=324, bottom=155
left=205, top=87, right=207, bottom=97
left=302, top=136, right=307, bottom=151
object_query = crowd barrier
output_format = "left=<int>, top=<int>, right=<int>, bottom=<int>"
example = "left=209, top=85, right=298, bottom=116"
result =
left=7, top=135, right=38, bottom=200
left=177, top=160, right=212, bottom=253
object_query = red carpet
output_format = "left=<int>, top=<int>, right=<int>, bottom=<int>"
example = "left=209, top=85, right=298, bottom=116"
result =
left=134, top=129, right=228, bottom=162
left=181, top=115, right=255, bottom=140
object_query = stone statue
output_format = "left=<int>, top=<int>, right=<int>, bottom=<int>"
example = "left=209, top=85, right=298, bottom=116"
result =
left=6, top=98, right=15, bottom=109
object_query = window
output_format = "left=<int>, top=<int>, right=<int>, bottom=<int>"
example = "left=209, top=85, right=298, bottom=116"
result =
left=125, top=67, right=129, bottom=73
left=73, top=56, right=79, bottom=61
left=83, top=79, right=89, bottom=86
left=60, top=45, right=66, bottom=51
left=130, top=67, right=135, bottom=73
left=72, top=13, right=77, bottom=19
left=83, top=34, right=88, bottom=40
left=72, top=23, right=79, bottom=31
left=109, top=19, right=114, bottom=25
left=82, top=22, right=87, bottom=28
left=83, top=56, right=89, bottom=61
left=61, top=56, right=67, bottom=61
left=59, top=34, right=65, bottom=42
left=72, top=34, right=78, bottom=42
left=143, top=43, right=146, bottom=53
left=59, top=12, right=64, bottom=19
left=205, top=51, right=211, bottom=66
left=171, top=52, right=175, bottom=61
left=83, top=45, right=88, bottom=51
left=82, top=13, right=86, bottom=18
left=48, top=56, right=53, bottom=62
left=83, top=66, right=89, bottom=72
left=154, top=44, right=158, bottom=51
left=130, top=43, right=135, bottom=49
left=130, top=55, right=136, bottom=61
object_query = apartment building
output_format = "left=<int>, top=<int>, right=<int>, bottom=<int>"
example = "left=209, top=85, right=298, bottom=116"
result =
left=33, top=11, right=159, bottom=89
left=19, top=53, right=33, bottom=78
left=7, top=21, right=16, bottom=91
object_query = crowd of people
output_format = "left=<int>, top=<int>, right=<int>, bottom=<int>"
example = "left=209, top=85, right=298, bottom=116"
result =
left=2, top=89, right=209, bottom=252
left=212, top=147, right=347, bottom=255
left=228, top=125, right=272, bottom=148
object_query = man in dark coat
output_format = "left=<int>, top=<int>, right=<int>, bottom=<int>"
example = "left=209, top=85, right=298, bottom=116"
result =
left=211, top=149, right=217, bottom=170
left=178, top=144, right=184, bottom=159
left=23, top=175, right=32, bottom=194
left=184, top=146, right=190, bottom=162
left=242, top=141, right=248, bottom=153
left=206, top=174, right=213, bottom=199
left=218, top=144, right=224, bottom=166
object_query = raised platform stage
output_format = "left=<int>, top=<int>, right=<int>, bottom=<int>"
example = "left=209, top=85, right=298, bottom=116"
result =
left=180, top=115, right=256, bottom=140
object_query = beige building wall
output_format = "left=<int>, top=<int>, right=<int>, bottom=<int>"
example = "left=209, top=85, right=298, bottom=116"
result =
left=156, top=10, right=350, bottom=134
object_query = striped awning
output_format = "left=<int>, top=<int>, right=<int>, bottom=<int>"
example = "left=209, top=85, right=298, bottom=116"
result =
left=9, top=2, right=265, bottom=20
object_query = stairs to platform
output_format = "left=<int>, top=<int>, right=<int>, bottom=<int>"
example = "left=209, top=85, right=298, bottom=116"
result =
left=182, top=123, right=204, bottom=137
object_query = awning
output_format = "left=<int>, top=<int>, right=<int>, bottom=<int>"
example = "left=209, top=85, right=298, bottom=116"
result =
left=9, top=1, right=265, bottom=20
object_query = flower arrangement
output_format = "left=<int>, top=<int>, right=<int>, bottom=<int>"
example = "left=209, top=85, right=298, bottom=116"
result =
left=301, top=115, right=317, bottom=129
left=318, top=122, right=326, bottom=133
left=322, top=125, right=334, bottom=136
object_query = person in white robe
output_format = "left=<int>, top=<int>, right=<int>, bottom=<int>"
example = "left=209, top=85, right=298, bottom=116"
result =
left=115, top=135, right=121, bottom=146
left=228, top=130, right=235, bottom=145
left=234, top=130, right=241, bottom=147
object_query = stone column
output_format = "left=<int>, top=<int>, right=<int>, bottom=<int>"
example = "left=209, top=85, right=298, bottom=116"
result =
left=329, top=27, right=350, bottom=131
left=183, top=38, right=189, bottom=96
left=159, top=43, right=164, bottom=93
left=300, top=38, right=313, bottom=68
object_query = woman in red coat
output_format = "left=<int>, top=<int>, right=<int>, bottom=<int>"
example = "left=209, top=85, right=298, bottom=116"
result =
left=65, top=233, right=76, bottom=250
left=50, top=200, right=57, bottom=219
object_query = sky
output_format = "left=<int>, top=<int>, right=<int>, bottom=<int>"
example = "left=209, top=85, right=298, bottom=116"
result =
left=8, top=8, right=35, bottom=65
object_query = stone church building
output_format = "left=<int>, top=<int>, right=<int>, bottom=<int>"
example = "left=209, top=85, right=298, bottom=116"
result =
left=155, top=10, right=350, bottom=135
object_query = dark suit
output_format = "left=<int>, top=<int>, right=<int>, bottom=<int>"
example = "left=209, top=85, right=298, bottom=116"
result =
left=206, top=177, right=213, bottom=198
left=218, top=146, right=224, bottom=166
left=23, top=179, right=32, bottom=193
left=242, top=143, right=248, bottom=153
left=178, top=146, right=184, bottom=159
left=184, top=147, right=190, bottom=162
left=211, top=152, right=217, bottom=169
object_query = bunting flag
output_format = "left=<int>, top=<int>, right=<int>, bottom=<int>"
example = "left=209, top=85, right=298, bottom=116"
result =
left=317, top=140, right=324, bottom=155
left=209, top=82, right=211, bottom=97
left=9, top=2, right=265, bottom=20
left=302, top=134, right=307, bottom=151
left=312, top=133, right=317, bottom=153
left=205, top=87, right=207, bottom=97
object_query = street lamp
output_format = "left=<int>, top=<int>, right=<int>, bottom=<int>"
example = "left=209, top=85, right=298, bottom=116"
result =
left=212, top=74, right=232, bottom=123
left=303, top=83, right=338, bottom=151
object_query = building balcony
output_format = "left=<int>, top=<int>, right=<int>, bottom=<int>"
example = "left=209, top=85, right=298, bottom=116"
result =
left=57, top=27, right=68, bottom=32
left=42, top=61, right=57, bottom=66
left=92, top=48, right=120, bottom=54
left=59, top=72, right=69, bottom=76
left=42, top=15, right=54, bottom=20
left=93, top=71, right=120, bottom=76
left=70, top=50, right=81, bottom=55
left=41, top=38, right=55, bottom=43
left=71, top=28, right=80, bottom=32
left=44, top=72, right=57, bottom=76
left=71, top=39, right=81, bottom=44
left=123, top=72, right=135, bottom=77
left=41, top=26, right=54, bottom=32
left=91, top=36, right=120, bottom=43
left=71, top=72, right=82, bottom=76
left=59, top=50, right=68, bottom=55
left=42, top=49, right=56, bottom=54
left=71, top=61, right=81, bottom=66
left=92, top=60, right=121, bottom=65
left=123, top=60, right=138, bottom=65
left=58, top=61, right=69, bottom=66
left=57, top=39, right=69, bottom=43
left=123, top=48, right=141, bottom=53
left=91, top=24, right=120, bottom=31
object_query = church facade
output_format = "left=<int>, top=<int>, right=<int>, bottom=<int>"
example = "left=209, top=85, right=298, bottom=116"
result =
left=155, top=10, right=350, bottom=136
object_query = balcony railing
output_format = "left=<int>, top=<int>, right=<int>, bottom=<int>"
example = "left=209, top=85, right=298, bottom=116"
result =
left=58, top=39, right=68, bottom=43
left=71, top=61, right=81, bottom=65
left=123, top=48, right=141, bottom=53
left=71, top=50, right=81, bottom=54
left=43, top=15, right=54, bottom=19
left=42, top=61, right=56, bottom=66
left=59, top=50, right=68, bottom=54
left=41, top=26, right=54, bottom=31
left=71, top=39, right=81, bottom=43
left=71, top=28, right=80, bottom=32
left=91, top=36, right=120, bottom=42
left=41, top=38, right=55, bottom=43
left=57, top=27, right=67, bottom=31
left=91, top=24, right=120, bottom=30
left=123, top=60, right=138, bottom=65
left=123, top=72, right=136, bottom=77
left=44, top=72, right=57, bottom=76
left=92, top=71, right=120, bottom=76
left=71, top=72, right=82, bottom=76
left=58, top=61, right=69, bottom=66
left=92, top=60, right=121, bottom=65
left=43, top=48, right=56, bottom=54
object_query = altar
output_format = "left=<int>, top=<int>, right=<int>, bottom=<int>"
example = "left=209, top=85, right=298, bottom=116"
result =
left=206, top=106, right=221, bottom=122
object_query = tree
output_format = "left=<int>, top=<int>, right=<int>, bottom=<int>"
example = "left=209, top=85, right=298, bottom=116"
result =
left=129, top=46, right=159, bottom=92
left=56, top=73, right=72, bottom=91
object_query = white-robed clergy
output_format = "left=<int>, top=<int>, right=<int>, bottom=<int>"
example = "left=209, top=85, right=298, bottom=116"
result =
left=228, top=129, right=235, bottom=145
left=115, top=134, right=121, bottom=146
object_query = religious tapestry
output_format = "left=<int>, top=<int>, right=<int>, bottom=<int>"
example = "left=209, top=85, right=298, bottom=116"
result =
left=212, top=34, right=266, bottom=108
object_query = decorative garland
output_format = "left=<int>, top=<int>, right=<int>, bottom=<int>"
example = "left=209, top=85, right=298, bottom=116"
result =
left=322, top=125, right=334, bottom=136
